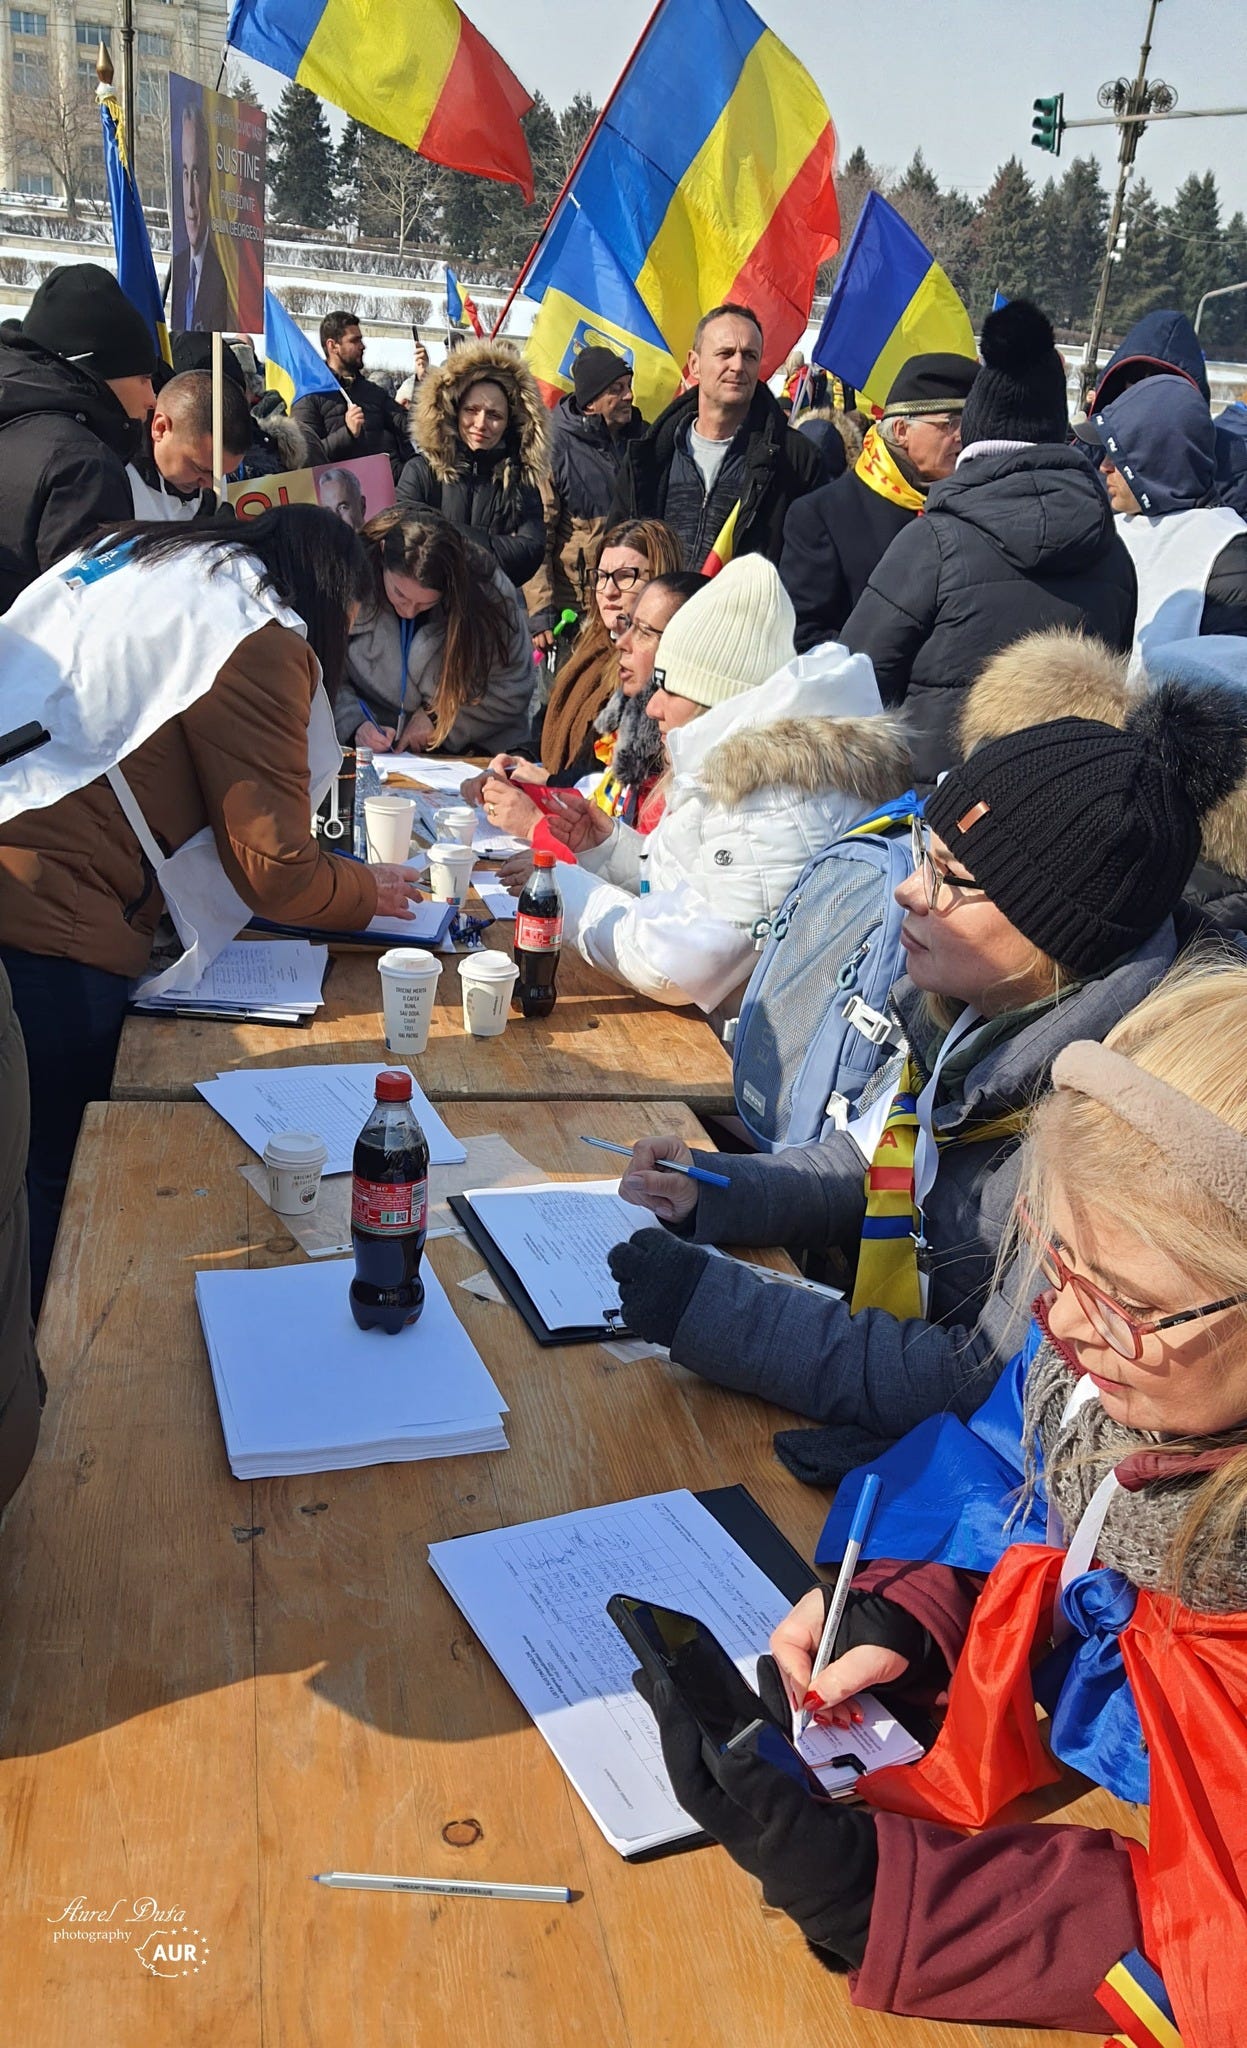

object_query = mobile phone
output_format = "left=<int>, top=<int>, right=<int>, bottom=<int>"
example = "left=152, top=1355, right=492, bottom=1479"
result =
left=411, top=323, right=421, bottom=346
left=607, top=1595, right=829, bottom=1798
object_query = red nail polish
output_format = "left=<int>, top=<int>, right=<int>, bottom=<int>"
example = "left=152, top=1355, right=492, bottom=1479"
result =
left=851, top=1710, right=864, bottom=1725
left=801, top=1690, right=822, bottom=1711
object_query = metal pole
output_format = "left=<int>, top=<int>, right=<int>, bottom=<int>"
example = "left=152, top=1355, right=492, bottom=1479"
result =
left=1194, top=279, right=1247, bottom=336
left=1063, top=103, right=1247, bottom=129
left=119, top=0, right=136, bottom=158
left=1080, top=0, right=1161, bottom=400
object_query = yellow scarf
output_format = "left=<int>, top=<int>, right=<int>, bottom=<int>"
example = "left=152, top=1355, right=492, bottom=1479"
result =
left=855, top=426, right=926, bottom=514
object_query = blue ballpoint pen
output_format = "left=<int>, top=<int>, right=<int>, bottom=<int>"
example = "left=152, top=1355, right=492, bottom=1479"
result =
left=579, top=1135, right=731, bottom=1189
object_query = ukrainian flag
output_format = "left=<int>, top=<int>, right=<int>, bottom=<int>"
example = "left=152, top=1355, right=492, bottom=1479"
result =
left=99, top=88, right=171, bottom=366
left=446, top=267, right=467, bottom=328
left=226, top=0, right=534, bottom=198
left=263, top=288, right=340, bottom=410
left=522, top=0, right=839, bottom=418
left=812, top=192, right=976, bottom=413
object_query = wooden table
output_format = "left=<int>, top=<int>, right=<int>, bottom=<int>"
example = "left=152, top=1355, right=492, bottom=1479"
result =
left=111, top=928, right=735, bottom=1112
left=0, top=1098, right=1125, bottom=2048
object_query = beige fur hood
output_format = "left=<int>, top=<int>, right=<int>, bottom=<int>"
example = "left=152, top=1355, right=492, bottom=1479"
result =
left=701, top=713, right=912, bottom=809
left=413, top=338, right=551, bottom=490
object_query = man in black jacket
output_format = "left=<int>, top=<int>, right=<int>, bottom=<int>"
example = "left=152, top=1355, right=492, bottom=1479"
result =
left=606, top=303, right=822, bottom=569
left=293, top=311, right=412, bottom=481
left=528, top=345, right=646, bottom=638
left=0, top=264, right=157, bottom=613
left=780, top=353, right=978, bottom=653
left=843, top=301, right=1136, bottom=784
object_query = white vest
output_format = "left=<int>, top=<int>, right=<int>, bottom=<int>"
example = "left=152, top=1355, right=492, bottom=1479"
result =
left=126, top=460, right=206, bottom=524
left=1119, top=505, right=1246, bottom=681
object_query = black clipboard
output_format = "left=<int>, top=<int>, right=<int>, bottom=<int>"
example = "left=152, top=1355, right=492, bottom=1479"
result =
left=447, top=1192, right=631, bottom=1346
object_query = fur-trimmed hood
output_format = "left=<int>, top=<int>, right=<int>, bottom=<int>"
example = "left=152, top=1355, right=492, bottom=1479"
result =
left=257, top=408, right=315, bottom=470
left=701, top=713, right=911, bottom=809
left=413, top=338, right=550, bottom=491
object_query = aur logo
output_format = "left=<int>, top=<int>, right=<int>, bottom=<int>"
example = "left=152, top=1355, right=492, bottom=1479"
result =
left=133, top=1928, right=210, bottom=1978
left=558, top=319, right=635, bottom=383
left=45, top=1894, right=211, bottom=1977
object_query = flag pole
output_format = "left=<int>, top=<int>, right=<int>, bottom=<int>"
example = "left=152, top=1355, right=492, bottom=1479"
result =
left=212, top=330, right=225, bottom=499
left=490, top=0, right=667, bottom=338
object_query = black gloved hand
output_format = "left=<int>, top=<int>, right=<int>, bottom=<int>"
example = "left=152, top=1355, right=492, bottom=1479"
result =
left=632, top=1668, right=773, bottom=1880
left=756, top=1585, right=935, bottom=1720
left=608, top=1228, right=708, bottom=1347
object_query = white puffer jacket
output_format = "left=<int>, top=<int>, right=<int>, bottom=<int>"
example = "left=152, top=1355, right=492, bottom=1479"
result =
left=556, top=646, right=911, bottom=1019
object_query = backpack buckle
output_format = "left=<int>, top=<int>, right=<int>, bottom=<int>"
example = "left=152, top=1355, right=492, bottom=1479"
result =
left=841, top=994, right=897, bottom=1047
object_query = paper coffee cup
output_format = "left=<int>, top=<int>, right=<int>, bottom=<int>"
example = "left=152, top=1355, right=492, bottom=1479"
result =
left=433, top=804, right=477, bottom=848
left=363, top=794, right=416, bottom=865
left=262, top=1130, right=329, bottom=1215
left=378, top=946, right=441, bottom=1057
left=427, top=840, right=476, bottom=909
left=458, top=952, right=520, bottom=1037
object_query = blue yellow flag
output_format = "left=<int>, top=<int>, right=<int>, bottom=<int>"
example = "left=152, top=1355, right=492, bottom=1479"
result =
left=99, top=89, right=170, bottom=366
left=263, top=289, right=339, bottom=410
left=991, top=288, right=1009, bottom=312
left=521, top=0, right=838, bottom=418
left=446, top=267, right=466, bottom=327
left=811, top=192, right=975, bottom=412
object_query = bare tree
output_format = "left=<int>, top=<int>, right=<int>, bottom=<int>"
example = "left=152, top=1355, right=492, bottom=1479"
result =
left=352, top=133, right=445, bottom=256
left=13, top=67, right=102, bottom=225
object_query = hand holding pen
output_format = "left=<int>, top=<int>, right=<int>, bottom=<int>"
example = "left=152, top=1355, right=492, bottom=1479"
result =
left=605, top=1133, right=729, bottom=1225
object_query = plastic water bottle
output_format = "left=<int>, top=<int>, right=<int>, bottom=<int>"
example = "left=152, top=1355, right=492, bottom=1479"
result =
left=353, top=747, right=383, bottom=860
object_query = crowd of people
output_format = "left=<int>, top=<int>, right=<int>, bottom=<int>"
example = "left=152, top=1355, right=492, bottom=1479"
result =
left=1, top=256, right=1247, bottom=2040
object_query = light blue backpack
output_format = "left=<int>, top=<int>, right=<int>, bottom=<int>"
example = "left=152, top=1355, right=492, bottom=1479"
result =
left=730, top=796, right=920, bottom=1151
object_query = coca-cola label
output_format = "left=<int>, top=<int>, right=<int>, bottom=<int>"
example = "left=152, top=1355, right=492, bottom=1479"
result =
left=516, top=912, right=562, bottom=952
left=352, top=1176, right=428, bottom=1235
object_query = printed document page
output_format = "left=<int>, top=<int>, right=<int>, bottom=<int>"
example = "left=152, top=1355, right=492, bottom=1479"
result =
left=461, top=1181, right=646, bottom=1329
left=197, top=1062, right=467, bottom=1174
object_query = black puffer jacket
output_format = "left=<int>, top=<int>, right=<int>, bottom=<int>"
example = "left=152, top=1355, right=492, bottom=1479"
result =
left=843, top=446, right=1137, bottom=782
left=607, top=382, right=823, bottom=570
left=0, top=333, right=140, bottom=614
left=780, top=466, right=917, bottom=653
left=396, top=338, right=550, bottom=590
left=0, top=964, right=40, bottom=1513
left=526, top=396, right=647, bottom=629
left=293, top=369, right=413, bottom=479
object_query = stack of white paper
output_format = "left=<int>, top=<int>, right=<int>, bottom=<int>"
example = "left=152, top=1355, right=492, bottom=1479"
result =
left=196, top=1062, right=468, bottom=1175
left=374, top=753, right=478, bottom=796
left=197, top=1258, right=508, bottom=1477
left=133, top=940, right=329, bottom=1022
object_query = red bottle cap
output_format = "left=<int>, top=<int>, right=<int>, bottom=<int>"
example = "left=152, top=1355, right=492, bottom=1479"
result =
left=532, top=851, right=556, bottom=869
left=374, top=1070, right=413, bottom=1101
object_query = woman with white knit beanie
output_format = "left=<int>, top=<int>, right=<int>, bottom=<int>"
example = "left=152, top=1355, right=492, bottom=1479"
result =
left=541, top=554, right=912, bottom=1028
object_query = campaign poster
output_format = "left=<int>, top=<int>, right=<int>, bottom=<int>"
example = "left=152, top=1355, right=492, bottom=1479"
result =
left=226, top=454, right=396, bottom=529
left=168, top=75, right=265, bottom=335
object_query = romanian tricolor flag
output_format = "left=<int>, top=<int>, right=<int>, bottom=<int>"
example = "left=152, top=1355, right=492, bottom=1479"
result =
left=1097, top=1951, right=1183, bottom=2048
left=263, top=288, right=340, bottom=410
left=98, top=86, right=171, bottom=367
left=226, top=0, right=534, bottom=198
left=446, top=267, right=484, bottom=339
left=812, top=192, right=975, bottom=412
left=522, top=0, right=839, bottom=418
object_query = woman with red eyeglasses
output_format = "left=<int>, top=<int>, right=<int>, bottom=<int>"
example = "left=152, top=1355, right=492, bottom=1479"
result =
left=638, top=960, right=1247, bottom=2041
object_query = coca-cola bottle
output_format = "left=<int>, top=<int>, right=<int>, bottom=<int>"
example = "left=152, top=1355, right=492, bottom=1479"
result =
left=514, top=851, right=563, bottom=1018
left=349, top=1070, right=430, bottom=1333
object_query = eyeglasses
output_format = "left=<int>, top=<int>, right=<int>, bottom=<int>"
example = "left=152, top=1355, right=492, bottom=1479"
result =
left=910, top=819, right=986, bottom=913
left=616, top=612, right=663, bottom=644
left=1019, top=1204, right=1247, bottom=1361
left=595, top=566, right=646, bottom=591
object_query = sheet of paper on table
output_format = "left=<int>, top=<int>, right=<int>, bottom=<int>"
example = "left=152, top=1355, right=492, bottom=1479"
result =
left=471, top=871, right=518, bottom=920
left=197, top=1062, right=467, bottom=1175
left=374, top=753, right=478, bottom=797
left=132, top=939, right=328, bottom=1019
left=458, top=1180, right=649, bottom=1332
left=429, top=1489, right=922, bottom=1856
left=196, top=1257, right=508, bottom=1477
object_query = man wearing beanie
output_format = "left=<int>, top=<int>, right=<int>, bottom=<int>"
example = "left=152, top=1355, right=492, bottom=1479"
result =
left=0, top=264, right=157, bottom=613
left=780, top=351, right=978, bottom=652
left=842, top=299, right=1137, bottom=783
left=525, top=344, right=646, bottom=643
left=607, top=304, right=823, bottom=570
left=604, top=678, right=1247, bottom=1490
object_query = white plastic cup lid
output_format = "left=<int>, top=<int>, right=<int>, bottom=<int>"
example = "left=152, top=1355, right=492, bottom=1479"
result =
left=458, top=953, right=519, bottom=981
left=429, top=841, right=475, bottom=862
left=435, top=804, right=475, bottom=822
left=263, top=1129, right=329, bottom=1167
left=378, top=947, right=441, bottom=977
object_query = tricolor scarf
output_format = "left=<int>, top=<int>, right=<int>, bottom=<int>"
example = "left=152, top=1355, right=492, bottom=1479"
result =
left=854, top=426, right=926, bottom=513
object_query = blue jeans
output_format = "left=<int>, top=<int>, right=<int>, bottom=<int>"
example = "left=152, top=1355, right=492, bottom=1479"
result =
left=0, top=948, right=130, bottom=1314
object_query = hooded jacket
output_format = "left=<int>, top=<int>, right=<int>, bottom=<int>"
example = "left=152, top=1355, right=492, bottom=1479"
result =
left=556, top=648, right=911, bottom=1021
left=525, top=393, right=647, bottom=631
left=842, top=446, right=1137, bottom=782
left=1093, top=308, right=1247, bottom=515
left=0, top=332, right=140, bottom=614
left=235, top=403, right=327, bottom=481
left=396, top=340, right=550, bottom=591
left=606, top=381, right=824, bottom=570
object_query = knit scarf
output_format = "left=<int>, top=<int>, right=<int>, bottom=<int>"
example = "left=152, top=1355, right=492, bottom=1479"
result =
left=539, top=635, right=616, bottom=776
left=854, top=426, right=926, bottom=513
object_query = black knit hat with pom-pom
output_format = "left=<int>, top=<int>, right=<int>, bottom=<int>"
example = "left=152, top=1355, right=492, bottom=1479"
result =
left=925, top=681, right=1247, bottom=975
left=960, top=298, right=1068, bottom=447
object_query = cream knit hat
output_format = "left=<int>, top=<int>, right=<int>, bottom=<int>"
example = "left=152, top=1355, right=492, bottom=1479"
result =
left=652, top=555, right=796, bottom=709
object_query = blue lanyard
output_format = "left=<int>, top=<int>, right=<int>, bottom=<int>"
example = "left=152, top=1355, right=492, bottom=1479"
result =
left=398, top=615, right=417, bottom=717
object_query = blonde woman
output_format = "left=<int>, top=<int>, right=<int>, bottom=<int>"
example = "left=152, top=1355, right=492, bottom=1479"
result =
left=638, top=960, right=1247, bottom=2042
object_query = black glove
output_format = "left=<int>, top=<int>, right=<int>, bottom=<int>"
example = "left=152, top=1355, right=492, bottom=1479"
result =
left=631, top=1669, right=774, bottom=1881
left=755, top=1585, right=935, bottom=1719
left=607, top=1228, right=708, bottom=1347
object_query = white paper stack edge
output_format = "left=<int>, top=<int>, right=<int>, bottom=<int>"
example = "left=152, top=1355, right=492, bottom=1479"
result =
left=195, top=1258, right=508, bottom=1478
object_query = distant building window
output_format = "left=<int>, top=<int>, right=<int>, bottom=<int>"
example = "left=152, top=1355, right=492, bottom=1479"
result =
left=75, top=18, right=111, bottom=42
left=10, top=9, right=48, bottom=33
left=77, top=56, right=99, bottom=89
left=13, top=44, right=46, bottom=91
left=137, top=28, right=169, bottom=54
left=137, top=66, right=164, bottom=117
left=18, top=169, right=54, bottom=195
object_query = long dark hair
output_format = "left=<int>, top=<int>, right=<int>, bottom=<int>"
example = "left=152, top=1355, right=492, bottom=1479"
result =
left=361, top=509, right=516, bottom=745
left=86, top=506, right=373, bottom=691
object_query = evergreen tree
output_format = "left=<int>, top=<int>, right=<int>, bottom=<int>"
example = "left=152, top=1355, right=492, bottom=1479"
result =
left=1031, top=178, right=1067, bottom=322
left=1204, top=210, right=1247, bottom=355
left=1111, top=178, right=1173, bottom=331
left=820, top=144, right=880, bottom=292
left=970, top=157, right=1037, bottom=318
left=1058, top=156, right=1109, bottom=326
left=930, top=187, right=978, bottom=310
left=892, top=149, right=940, bottom=205
left=556, top=93, right=599, bottom=186
left=268, top=83, right=335, bottom=231
left=1163, top=171, right=1227, bottom=321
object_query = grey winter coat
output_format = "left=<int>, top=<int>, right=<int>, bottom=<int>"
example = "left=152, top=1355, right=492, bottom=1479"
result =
left=337, top=558, right=534, bottom=756
left=661, top=918, right=1184, bottom=1484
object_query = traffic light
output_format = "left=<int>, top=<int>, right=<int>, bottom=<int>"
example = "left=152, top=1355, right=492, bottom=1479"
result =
left=1032, top=92, right=1065, bottom=156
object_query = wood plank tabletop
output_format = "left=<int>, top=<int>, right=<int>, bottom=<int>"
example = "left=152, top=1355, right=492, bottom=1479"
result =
left=111, top=927, right=735, bottom=1112
left=0, top=1097, right=1126, bottom=2048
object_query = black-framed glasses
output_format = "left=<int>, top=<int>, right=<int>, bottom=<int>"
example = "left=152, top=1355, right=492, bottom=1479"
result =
left=1020, top=1203, right=1247, bottom=1361
left=595, top=566, right=646, bottom=591
left=910, top=818, right=986, bottom=913
left=616, top=612, right=663, bottom=644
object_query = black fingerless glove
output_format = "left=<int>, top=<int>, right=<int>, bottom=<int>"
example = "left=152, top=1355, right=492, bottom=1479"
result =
left=607, top=1228, right=708, bottom=1347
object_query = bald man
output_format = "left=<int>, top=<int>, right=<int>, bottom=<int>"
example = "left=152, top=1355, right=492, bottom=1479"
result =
left=127, top=369, right=251, bottom=519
